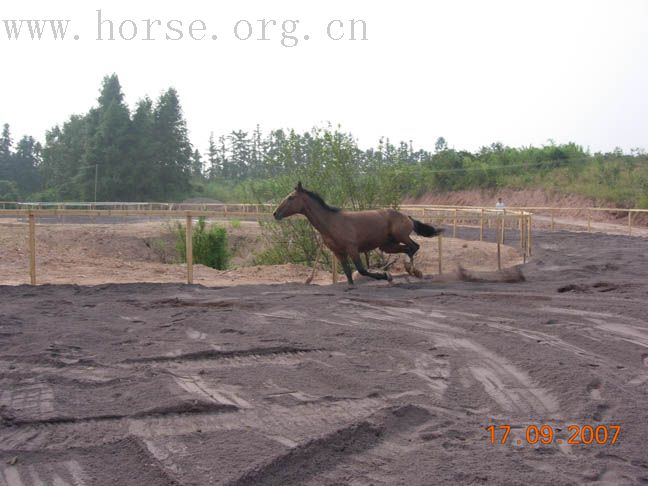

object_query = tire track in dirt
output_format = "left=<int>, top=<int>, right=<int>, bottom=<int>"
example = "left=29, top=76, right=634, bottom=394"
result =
left=230, top=405, right=431, bottom=486
left=122, top=346, right=321, bottom=364
left=0, top=459, right=87, bottom=486
left=539, top=307, right=648, bottom=349
left=335, top=299, right=562, bottom=419
left=539, top=306, right=648, bottom=390
left=0, top=396, right=390, bottom=454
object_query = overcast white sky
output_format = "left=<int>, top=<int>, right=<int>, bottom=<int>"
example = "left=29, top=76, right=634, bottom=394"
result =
left=1, top=0, right=647, bottom=154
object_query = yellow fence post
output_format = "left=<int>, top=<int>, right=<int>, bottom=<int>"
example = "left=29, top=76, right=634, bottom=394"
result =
left=497, top=217, right=502, bottom=271
left=186, top=213, right=193, bottom=284
left=438, top=231, right=443, bottom=275
left=527, top=215, right=533, bottom=256
left=479, top=208, right=484, bottom=241
left=29, top=212, right=36, bottom=285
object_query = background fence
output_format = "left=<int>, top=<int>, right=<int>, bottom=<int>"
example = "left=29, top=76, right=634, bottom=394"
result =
left=0, top=203, right=536, bottom=285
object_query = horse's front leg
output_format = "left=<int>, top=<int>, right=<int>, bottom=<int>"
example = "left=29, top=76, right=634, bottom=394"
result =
left=335, top=254, right=355, bottom=286
left=350, top=251, right=392, bottom=282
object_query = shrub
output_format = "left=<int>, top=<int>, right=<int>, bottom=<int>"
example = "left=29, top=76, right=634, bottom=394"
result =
left=0, top=180, right=19, bottom=201
left=229, top=219, right=242, bottom=229
left=175, top=217, right=229, bottom=270
left=254, top=219, right=324, bottom=267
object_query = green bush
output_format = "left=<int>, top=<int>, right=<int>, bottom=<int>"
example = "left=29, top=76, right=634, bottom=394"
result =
left=0, top=180, right=20, bottom=201
left=175, top=217, right=229, bottom=270
left=254, top=219, right=327, bottom=267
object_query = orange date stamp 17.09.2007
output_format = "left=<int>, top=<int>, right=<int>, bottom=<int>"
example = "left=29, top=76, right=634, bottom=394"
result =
left=486, top=424, right=621, bottom=446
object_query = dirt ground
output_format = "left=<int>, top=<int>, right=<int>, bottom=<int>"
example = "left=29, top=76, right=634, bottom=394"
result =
left=1, top=225, right=648, bottom=485
left=0, top=219, right=522, bottom=286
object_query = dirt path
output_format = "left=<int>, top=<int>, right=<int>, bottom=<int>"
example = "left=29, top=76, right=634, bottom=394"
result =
left=1, top=229, right=647, bottom=485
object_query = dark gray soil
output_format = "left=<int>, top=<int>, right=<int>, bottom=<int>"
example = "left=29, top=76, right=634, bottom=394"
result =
left=1, top=230, right=647, bottom=485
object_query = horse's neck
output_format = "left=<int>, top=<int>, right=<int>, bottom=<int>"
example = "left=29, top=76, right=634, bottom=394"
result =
left=302, top=201, right=338, bottom=238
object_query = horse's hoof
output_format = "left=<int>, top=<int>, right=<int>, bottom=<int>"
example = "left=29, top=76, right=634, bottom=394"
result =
left=386, top=272, right=393, bottom=282
left=345, top=284, right=355, bottom=291
left=413, top=268, right=423, bottom=279
left=404, top=261, right=413, bottom=275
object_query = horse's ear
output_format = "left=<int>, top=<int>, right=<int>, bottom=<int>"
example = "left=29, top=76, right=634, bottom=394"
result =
left=296, top=181, right=303, bottom=192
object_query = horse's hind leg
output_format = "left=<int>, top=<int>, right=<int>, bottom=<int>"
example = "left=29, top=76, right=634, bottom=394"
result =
left=398, top=235, right=423, bottom=278
left=350, top=250, right=392, bottom=282
left=379, top=242, right=417, bottom=276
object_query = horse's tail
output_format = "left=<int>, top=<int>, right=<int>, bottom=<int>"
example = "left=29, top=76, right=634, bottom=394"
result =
left=409, top=217, right=444, bottom=237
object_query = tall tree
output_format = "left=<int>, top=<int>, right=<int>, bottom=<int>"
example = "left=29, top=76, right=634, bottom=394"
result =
left=41, top=115, right=88, bottom=199
left=130, top=97, right=158, bottom=199
left=153, top=87, right=192, bottom=197
left=227, top=130, right=251, bottom=180
left=207, top=132, right=218, bottom=179
left=0, top=124, right=13, bottom=183
left=191, top=149, right=203, bottom=178
left=12, top=136, right=42, bottom=194
left=79, top=74, right=133, bottom=201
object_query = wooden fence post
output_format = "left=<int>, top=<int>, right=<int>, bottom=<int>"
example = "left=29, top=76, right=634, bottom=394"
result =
left=186, top=213, right=193, bottom=284
left=29, top=212, right=36, bottom=285
left=453, top=209, right=457, bottom=238
left=587, top=210, right=592, bottom=233
left=497, top=241, right=502, bottom=271
left=501, top=209, right=506, bottom=244
left=332, top=253, right=338, bottom=284
left=628, top=211, right=633, bottom=236
left=438, top=231, right=443, bottom=275
left=479, top=208, right=484, bottom=241
left=519, top=214, right=524, bottom=250
left=497, top=217, right=502, bottom=271
left=527, top=215, right=533, bottom=256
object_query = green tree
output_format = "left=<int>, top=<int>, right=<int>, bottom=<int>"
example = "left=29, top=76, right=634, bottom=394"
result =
left=153, top=87, right=192, bottom=197
left=79, top=74, right=133, bottom=201
left=130, top=97, right=158, bottom=199
left=207, top=132, right=219, bottom=179
left=0, top=124, right=13, bottom=183
left=12, top=136, right=42, bottom=194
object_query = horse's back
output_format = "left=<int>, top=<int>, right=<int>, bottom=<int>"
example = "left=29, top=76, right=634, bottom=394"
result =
left=344, top=208, right=412, bottom=238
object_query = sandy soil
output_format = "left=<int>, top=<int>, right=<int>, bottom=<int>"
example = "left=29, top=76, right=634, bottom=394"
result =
left=0, top=228, right=647, bottom=485
left=0, top=219, right=521, bottom=286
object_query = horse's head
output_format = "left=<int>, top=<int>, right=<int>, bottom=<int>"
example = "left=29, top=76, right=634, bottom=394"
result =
left=273, top=181, right=307, bottom=220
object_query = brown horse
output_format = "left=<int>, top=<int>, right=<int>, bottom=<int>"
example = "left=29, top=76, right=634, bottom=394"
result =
left=273, top=182, right=443, bottom=284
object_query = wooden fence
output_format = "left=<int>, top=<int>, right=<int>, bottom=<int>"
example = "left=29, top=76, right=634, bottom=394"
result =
left=0, top=204, right=532, bottom=285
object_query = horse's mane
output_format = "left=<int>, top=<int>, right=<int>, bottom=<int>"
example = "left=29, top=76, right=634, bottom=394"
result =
left=302, top=189, right=341, bottom=213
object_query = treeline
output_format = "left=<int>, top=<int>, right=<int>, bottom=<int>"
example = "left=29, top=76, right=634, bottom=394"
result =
left=1, top=74, right=195, bottom=201
left=203, top=132, right=648, bottom=209
left=1, top=74, right=647, bottom=208
left=0, top=124, right=41, bottom=200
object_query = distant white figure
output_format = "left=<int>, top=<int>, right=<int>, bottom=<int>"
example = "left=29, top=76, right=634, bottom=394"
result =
left=495, top=197, right=506, bottom=210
